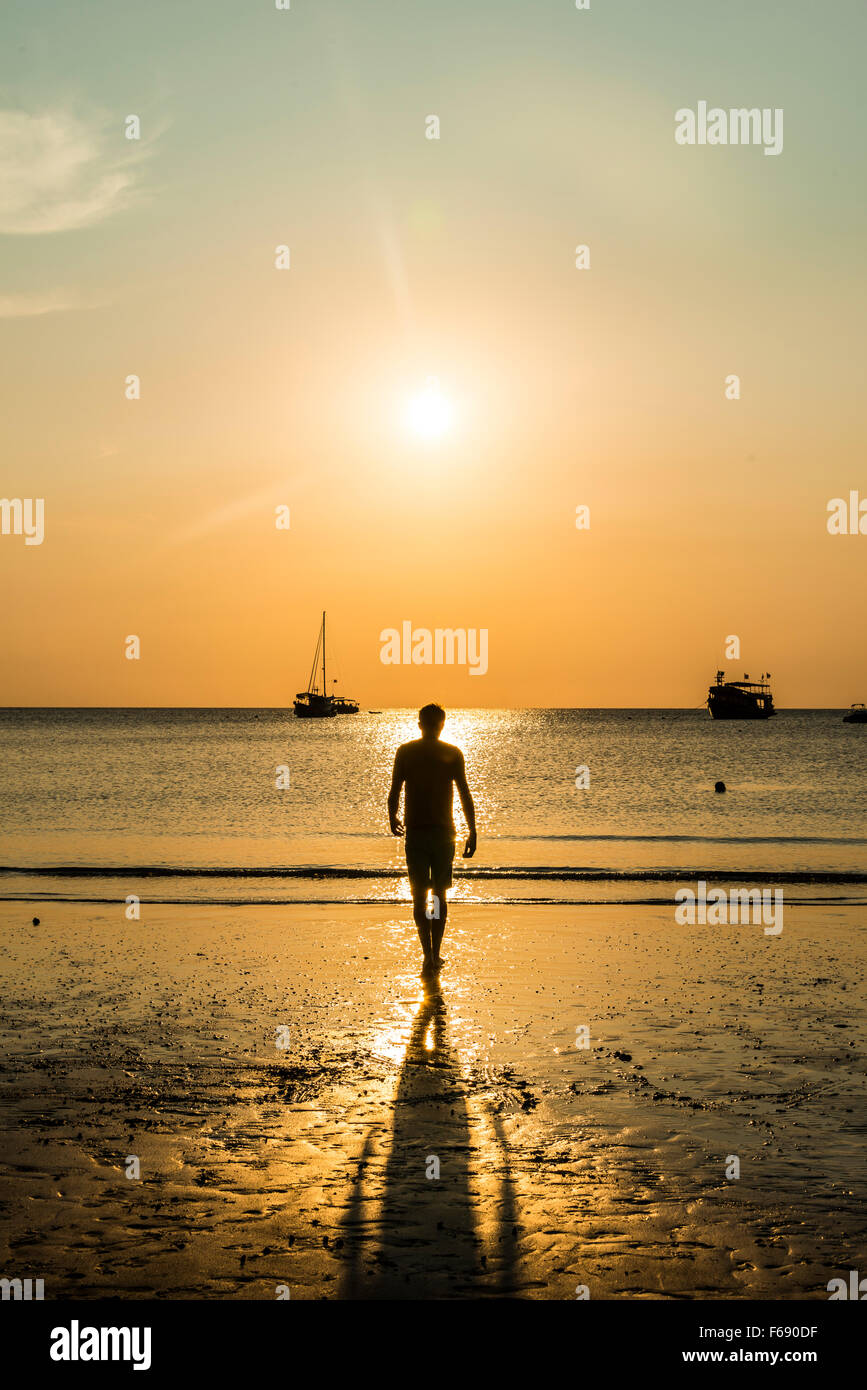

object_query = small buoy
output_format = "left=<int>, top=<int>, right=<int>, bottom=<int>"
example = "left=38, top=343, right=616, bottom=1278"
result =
left=714, top=780, right=726, bottom=793
left=32, top=916, right=40, bottom=926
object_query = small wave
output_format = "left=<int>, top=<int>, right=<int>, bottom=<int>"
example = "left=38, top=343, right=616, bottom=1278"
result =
left=2, top=894, right=865, bottom=908
left=1, top=865, right=865, bottom=884
left=495, top=833, right=867, bottom=845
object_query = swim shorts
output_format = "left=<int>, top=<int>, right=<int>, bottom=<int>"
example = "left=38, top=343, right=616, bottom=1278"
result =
left=405, top=826, right=456, bottom=891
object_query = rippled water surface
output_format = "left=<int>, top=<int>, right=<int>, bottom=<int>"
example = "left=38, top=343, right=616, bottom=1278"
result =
left=1, top=708, right=865, bottom=901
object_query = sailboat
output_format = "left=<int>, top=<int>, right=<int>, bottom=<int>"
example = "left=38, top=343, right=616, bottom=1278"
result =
left=293, top=611, right=359, bottom=718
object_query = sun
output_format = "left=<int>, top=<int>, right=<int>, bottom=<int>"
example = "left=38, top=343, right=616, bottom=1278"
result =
left=405, top=377, right=454, bottom=440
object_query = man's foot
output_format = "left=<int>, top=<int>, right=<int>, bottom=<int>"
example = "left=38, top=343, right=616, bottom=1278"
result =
left=420, top=955, right=435, bottom=975
left=433, top=956, right=445, bottom=969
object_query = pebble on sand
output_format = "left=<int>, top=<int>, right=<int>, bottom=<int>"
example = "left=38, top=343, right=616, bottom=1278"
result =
left=714, top=781, right=726, bottom=793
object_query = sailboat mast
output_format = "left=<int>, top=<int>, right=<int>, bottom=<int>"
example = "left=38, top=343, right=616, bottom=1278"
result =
left=322, top=610, right=326, bottom=693
left=307, top=622, right=321, bottom=693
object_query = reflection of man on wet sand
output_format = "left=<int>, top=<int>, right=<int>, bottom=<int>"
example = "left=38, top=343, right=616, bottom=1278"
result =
left=338, top=977, right=483, bottom=1299
left=388, top=703, right=477, bottom=973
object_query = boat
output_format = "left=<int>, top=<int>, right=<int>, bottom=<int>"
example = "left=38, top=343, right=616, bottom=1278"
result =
left=707, top=670, right=776, bottom=720
left=293, top=611, right=360, bottom=718
left=843, top=703, right=867, bottom=724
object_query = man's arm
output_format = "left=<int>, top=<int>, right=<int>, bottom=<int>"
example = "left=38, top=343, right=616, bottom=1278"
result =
left=387, top=747, right=405, bottom=835
left=454, top=751, right=477, bottom=858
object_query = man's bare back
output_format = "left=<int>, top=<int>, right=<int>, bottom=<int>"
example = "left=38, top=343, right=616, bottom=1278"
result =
left=392, top=738, right=465, bottom=830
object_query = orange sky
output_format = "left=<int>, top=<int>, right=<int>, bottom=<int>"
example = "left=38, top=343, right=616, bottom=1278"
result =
left=2, top=1, right=865, bottom=707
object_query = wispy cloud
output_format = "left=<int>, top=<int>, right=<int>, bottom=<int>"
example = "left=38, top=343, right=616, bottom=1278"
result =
left=165, top=485, right=293, bottom=546
left=0, top=109, right=150, bottom=234
left=0, top=288, right=96, bottom=318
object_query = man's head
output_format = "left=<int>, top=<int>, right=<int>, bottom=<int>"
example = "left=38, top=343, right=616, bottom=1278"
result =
left=418, top=702, right=446, bottom=737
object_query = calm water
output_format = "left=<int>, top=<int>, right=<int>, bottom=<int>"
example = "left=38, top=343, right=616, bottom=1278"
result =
left=0, top=708, right=865, bottom=904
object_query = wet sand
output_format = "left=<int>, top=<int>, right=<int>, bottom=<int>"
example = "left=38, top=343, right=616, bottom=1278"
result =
left=0, top=901, right=864, bottom=1299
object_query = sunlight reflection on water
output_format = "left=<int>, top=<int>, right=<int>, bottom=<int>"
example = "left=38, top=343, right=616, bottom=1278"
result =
left=3, top=708, right=864, bottom=883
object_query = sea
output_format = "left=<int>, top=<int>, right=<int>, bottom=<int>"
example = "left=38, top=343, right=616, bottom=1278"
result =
left=0, top=708, right=865, bottom=907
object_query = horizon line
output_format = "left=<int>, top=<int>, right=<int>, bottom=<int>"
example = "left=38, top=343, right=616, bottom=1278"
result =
left=0, top=704, right=855, bottom=714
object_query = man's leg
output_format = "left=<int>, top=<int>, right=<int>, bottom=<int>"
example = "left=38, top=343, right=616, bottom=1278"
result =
left=406, top=837, right=433, bottom=966
left=429, top=881, right=449, bottom=963
left=413, top=889, right=433, bottom=964
left=428, top=833, right=455, bottom=966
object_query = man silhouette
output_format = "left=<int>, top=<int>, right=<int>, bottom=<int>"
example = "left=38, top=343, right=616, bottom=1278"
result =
left=388, top=704, right=477, bottom=972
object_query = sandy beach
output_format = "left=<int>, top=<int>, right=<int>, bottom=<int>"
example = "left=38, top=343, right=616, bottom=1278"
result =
left=1, top=899, right=864, bottom=1300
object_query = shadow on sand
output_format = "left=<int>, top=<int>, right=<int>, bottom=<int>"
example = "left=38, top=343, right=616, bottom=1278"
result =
left=339, top=976, right=518, bottom=1298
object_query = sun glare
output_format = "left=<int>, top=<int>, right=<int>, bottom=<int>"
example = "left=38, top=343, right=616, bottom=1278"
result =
left=405, top=378, right=454, bottom=440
